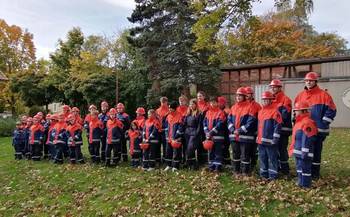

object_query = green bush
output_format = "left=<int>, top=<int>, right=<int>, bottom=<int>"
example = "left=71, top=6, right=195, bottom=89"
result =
left=0, top=117, right=17, bottom=137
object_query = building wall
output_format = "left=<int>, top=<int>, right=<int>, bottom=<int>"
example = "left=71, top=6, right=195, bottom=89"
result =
left=46, top=103, right=63, bottom=114
left=321, top=61, right=350, bottom=77
left=284, top=79, right=350, bottom=128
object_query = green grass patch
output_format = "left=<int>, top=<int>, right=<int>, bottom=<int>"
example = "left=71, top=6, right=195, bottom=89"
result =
left=0, top=129, right=349, bottom=216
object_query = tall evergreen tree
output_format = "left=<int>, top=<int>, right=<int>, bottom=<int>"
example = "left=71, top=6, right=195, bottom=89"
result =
left=128, top=0, right=220, bottom=105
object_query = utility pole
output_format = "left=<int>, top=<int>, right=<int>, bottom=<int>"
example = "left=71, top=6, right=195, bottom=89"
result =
left=115, top=68, right=119, bottom=105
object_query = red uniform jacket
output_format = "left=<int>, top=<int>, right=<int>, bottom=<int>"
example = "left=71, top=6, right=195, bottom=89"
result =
left=67, top=123, right=83, bottom=147
left=228, top=101, right=257, bottom=143
left=106, top=119, right=124, bottom=144
left=294, top=85, right=336, bottom=136
left=256, top=104, right=282, bottom=145
left=29, top=123, right=45, bottom=145
left=289, top=113, right=318, bottom=159
left=273, top=91, right=292, bottom=135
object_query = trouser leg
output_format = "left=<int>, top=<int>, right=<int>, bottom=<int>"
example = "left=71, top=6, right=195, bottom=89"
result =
left=240, top=142, right=252, bottom=174
left=69, top=146, right=76, bottom=163
left=165, top=143, right=173, bottom=167
left=312, top=135, right=325, bottom=180
left=278, top=135, right=290, bottom=175
left=232, top=141, right=241, bottom=173
left=259, top=145, right=268, bottom=178
left=267, top=145, right=279, bottom=180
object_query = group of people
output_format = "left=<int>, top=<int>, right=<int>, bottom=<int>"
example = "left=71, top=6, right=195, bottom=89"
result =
left=12, top=71, right=336, bottom=188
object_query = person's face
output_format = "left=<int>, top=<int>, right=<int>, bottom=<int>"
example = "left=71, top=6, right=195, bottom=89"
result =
left=117, top=107, right=123, bottom=113
left=131, top=124, right=137, bottom=130
left=246, top=93, right=253, bottom=100
left=169, top=107, right=175, bottom=113
left=197, top=93, right=204, bottom=101
left=262, top=99, right=272, bottom=106
left=190, top=101, right=197, bottom=110
left=101, top=105, right=108, bottom=112
left=72, top=111, right=79, bottom=116
left=89, top=108, right=97, bottom=114
left=179, top=98, right=187, bottom=106
left=161, top=100, right=168, bottom=106
left=236, top=94, right=245, bottom=103
left=110, top=113, right=115, bottom=119
left=270, top=86, right=281, bottom=94
left=148, top=111, right=154, bottom=118
left=136, top=113, right=142, bottom=117
left=210, top=101, right=218, bottom=108
left=305, top=80, right=316, bottom=89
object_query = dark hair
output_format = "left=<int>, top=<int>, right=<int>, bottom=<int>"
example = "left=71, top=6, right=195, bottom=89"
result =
left=169, top=101, right=178, bottom=110
left=209, top=96, right=218, bottom=102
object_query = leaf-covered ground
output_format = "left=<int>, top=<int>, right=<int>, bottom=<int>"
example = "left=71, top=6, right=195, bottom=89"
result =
left=0, top=129, right=349, bottom=216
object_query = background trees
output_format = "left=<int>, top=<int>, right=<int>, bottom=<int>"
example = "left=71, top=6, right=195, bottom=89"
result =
left=1, top=0, right=348, bottom=116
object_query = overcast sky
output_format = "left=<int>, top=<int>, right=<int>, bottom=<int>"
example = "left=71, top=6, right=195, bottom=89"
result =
left=0, top=0, right=349, bottom=59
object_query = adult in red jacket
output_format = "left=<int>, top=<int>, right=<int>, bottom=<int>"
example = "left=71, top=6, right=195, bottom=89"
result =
left=99, top=101, right=110, bottom=162
left=106, top=108, right=124, bottom=167
left=269, top=79, right=293, bottom=175
left=289, top=102, right=318, bottom=188
left=257, top=91, right=282, bottom=180
left=156, top=97, right=169, bottom=164
left=142, top=109, right=161, bottom=171
left=197, top=91, right=209, bottom=166
left=164, top=102, right=184, bottom=171
left=66, top=114, right=85, bottom=164
left=116, top=102, right=130, bottom=162
left=134, top=107, right=146, bottom=130
left=84, top=105, right=98, bottom=157
left=177, top=95, right=188, bottom=163
left=228, top=88, right=257, bottom=175
left=245, top=86, right=261, bottom=171
left=88, top=110, right=104, bottom=163
left=294, top=72, right=336, bottom=179
left=53, top=113, right=68, bottom=164
left=177, top=95, right=188, bottom=117
left=203, top=97, right=226, bottom=172
left=218, top=96, right=231, bottom=167
left=71, top=107, right=84, bottom=126
left=29, top=115, right=45, bottom=161
left=62, top=105, right=71, bottom=121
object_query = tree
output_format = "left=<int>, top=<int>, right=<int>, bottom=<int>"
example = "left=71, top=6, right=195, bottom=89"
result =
left=0, top=19, right=36, bottom=116
left=10, top=59, right=58, bottom=112
left=191, top=0, right=315, bottom=58
left=215, top=12, right=347, bottom=65
left=49, top=27, right=85, bottom=105
left=128, top=0, right=220, bottom=106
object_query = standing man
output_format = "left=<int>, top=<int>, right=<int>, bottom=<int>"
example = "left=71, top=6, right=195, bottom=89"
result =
left=245, top=86, right=261, bottom=172
left=116, top=103, right=130, bottom=162
left=99, top=101, right=109, bottom=162
left=269, top=79, right=292, bottom=176
left=294, top=72, right=336, bottom=180
left=156, top=97, right=170, bottom=164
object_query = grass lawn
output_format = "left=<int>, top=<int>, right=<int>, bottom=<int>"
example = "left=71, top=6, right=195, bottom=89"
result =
left=0, top=129, right=349, bottom=216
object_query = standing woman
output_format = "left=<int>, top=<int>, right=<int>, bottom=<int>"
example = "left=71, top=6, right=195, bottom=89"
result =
left=196, top=91, right=209, bottom=166
left=183, top=99, right=202, bottom=170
